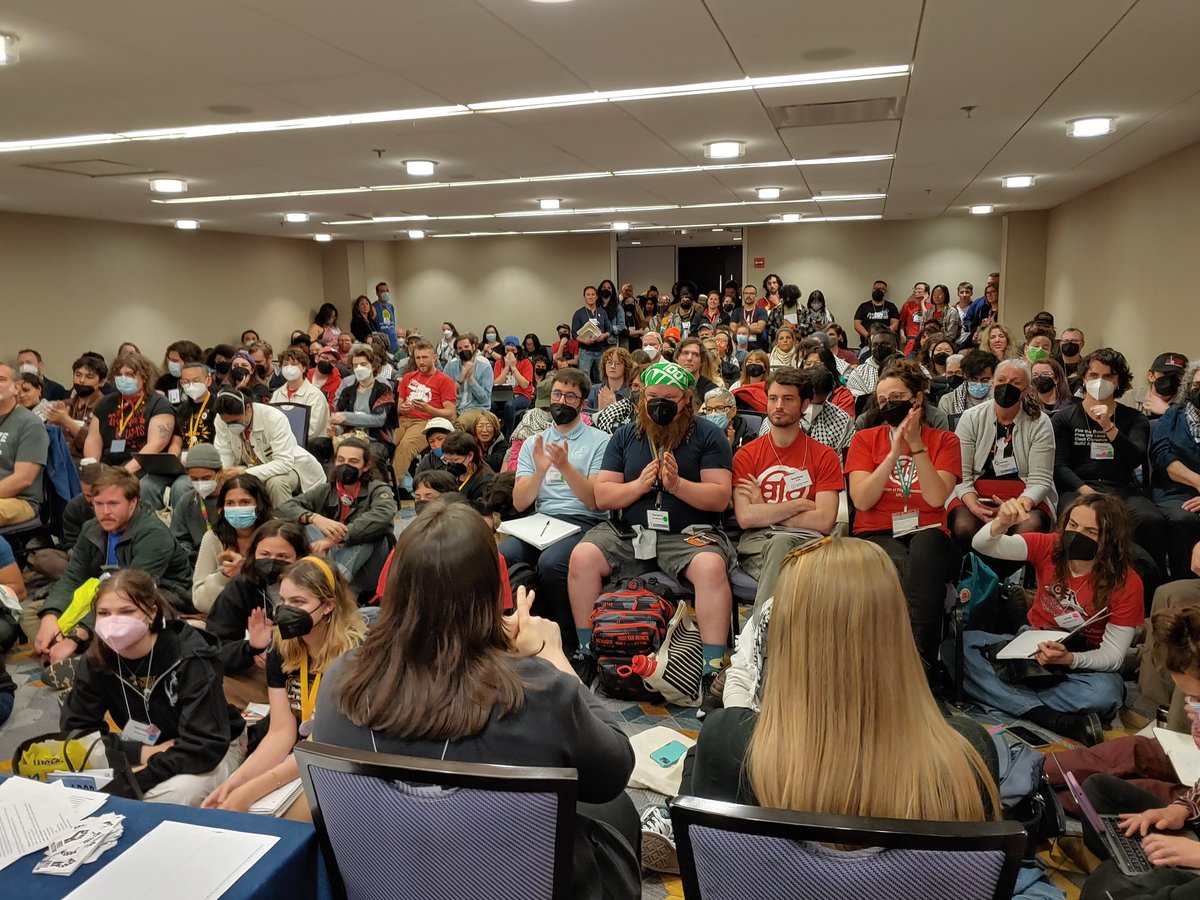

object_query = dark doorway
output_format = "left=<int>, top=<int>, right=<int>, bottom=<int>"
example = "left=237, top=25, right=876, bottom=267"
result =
left=676, top=245, right=743, bottom=296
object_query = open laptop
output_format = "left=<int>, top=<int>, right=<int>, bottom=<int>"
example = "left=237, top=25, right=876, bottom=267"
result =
left=132, top=452, right=186, bottom=478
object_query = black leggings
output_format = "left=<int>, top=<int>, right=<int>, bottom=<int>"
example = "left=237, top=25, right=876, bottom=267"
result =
left=949, top=504, right=1052, bottom=578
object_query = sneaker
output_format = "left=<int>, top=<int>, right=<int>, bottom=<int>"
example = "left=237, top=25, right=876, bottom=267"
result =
left=569, top=646, right=597, bottom=687
left=696, top=669, right=723, bottom=720
left=640, top=805, right=679, bottom=874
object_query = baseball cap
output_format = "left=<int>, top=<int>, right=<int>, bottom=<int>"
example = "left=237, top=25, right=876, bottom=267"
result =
left=1151, top=352, right=1188, bottom=373
left=423, top=417, right=454, bottom=435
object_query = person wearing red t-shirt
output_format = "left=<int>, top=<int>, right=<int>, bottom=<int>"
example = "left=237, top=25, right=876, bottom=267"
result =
left=898, top=282, right=932, bottom=356
left=733, top=368, right=843, bottom=614
left=392, top=342, right=457, bottom=485
left=958, top=492, right=1143, bottom=746
left=493, top=336, right=534, bottom=437
left=846, top=359, right=962, bottom=669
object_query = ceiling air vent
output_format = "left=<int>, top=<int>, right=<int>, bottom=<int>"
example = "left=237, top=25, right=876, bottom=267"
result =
left=767, top=96, right=904, bottom=129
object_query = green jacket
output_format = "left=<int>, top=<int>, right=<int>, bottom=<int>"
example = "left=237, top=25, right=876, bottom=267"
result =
left=44, top=507, right=195, bottom=620
left=277, top=479, right=397, bottom=546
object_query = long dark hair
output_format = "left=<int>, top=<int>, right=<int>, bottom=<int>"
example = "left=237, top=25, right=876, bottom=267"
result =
left=861, top=358, right=930, bottom=429
left=1051, top=493, right=1133, bottom=615
left=86, top=570, right=176, bottom=674
left=213, top=473, right=272, bottom=549
left=336, top=499, right=524, bottom=740
left=315, top=302, right=339, bottom=327
left=243, top=520, right=310, bottom=588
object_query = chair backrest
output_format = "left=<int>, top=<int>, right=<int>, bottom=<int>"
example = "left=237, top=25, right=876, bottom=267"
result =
left=295, top=741, right=578, bottom=900
left=271, top=402, right=311, bottom=448
left=670, top=796, right=1026, bottom=900
left=738, top=413, right=764, bottom=435
left=491, top=385, right=515, bottom=405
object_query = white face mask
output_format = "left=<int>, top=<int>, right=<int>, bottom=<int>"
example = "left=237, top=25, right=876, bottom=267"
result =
left=1085, top=378, right=1115, bottom=401
left=442, top=330, right=453, bottom=339
left=644, top=345, right=660, bottom=360
left=167, top=361, right=183, bottom=378
left=182, top=382, right=208, bottom=402
left=19, top=363, right=38, bottom=376
left=281, top=365, right=303, bottom=383
left=354, top=365, right=373, bottom=383
left=192, top=479, right=217, bottom=499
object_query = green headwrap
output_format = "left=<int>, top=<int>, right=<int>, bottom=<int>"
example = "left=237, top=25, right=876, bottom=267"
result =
left=640, top=360, right=696, bottom=391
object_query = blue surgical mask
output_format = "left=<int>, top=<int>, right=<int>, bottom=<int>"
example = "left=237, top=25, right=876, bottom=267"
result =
left=967, top=382, right=991, bottom=400
left=432, top=446, right=444, bottom=459
left=380, top=291, right=391, bottom=303
left=223, top=506, right=258, bottom=529
left=167, top=361, right=183, bottom=378
left=114, top=375, right=139, bottom=396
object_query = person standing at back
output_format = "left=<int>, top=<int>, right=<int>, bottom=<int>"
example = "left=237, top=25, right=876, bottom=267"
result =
left=572, top=285, right=613, bottom=384
left=853, top=281, right=900, bottom=349
left=372, top=282, right=399, bottom=352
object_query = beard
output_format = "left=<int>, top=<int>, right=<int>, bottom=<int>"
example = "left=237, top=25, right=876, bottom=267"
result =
left=636, top=395, right=696, bottom=452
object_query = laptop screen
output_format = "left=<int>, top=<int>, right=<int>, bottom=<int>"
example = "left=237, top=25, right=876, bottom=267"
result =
left=1064, top=771, right=1107, bottom=835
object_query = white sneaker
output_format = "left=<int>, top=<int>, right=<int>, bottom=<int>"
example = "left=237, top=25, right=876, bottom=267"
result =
left=639, top=805, right=679, bottom=874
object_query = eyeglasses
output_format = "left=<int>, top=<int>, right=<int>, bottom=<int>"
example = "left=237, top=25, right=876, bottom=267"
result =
left=782, top=535, right=834, bottom=566
left=702, top=404, right=734, bottom=414
left=550, top=390, right=581, bottom=403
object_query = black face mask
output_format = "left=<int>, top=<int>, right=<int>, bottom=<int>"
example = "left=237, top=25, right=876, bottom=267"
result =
left=1032, top=375, right=1056, bottom=395
left=214, top=360, right=232, bottom=376
left=457, top=349, right=473, bottom=362
left=254, top=364, right=269, bottom=378
left=446, top=461, right=469, bottom=478
left=316, top=360, right=334, bottom=375
left=413, top=500, right=429, bottom=515
left=334, top=464, right=361, bottom=486
left=745, top=364, right=765, bottom=378
left=680, top=299, right=692, bottom=309
left=871, top=345, right=894, bottom=364
left=1190, top=387, right=1200, bottom=410
left=549, top=403, right=579, bottom=426
left=1062, top=530, right=1098, bottom=562
left=646, top=398, right=679, bottom=426
left=722, top=301, right=735, bottom=311
left=881, top=400, right=912, bottom=428
left=1155, top=374, right=1181, bottom=397
left=1060, top=341, right=1080, bottom=357
left=946, top=373, right=965, bottom=389
left=599, top=289, right=612, bottom=300
left=232, top=367, right=252, bottom=383
left=273, top=604, right=317, bottom=640
left=871, top=289, right=885, bottom=303
left=73, top=383, right=96, bottom=397
left=993, top=382, right=1022, bottom=410
left=932, top=352, right=950, bottom=367
left=251, top=558, right=288, bottom=585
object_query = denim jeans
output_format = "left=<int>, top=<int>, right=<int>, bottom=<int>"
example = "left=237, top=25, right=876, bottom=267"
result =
left=578, top=348, right=603, bottom=384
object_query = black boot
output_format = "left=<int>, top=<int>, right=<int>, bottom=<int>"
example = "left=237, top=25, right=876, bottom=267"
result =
left=1023, top=705, right=1104, bottom=746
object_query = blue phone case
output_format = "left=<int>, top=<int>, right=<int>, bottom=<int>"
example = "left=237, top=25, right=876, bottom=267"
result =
left=651, top=740, right=688, bottom=767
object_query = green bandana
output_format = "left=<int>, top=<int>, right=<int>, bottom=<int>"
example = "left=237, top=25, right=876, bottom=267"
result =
left=640, top=360, right=696, bottom=391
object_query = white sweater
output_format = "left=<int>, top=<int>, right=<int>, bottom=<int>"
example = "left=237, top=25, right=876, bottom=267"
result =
left=213, top=402, right=325, bottom=490
left=953, top=402, right=1057, bottom=508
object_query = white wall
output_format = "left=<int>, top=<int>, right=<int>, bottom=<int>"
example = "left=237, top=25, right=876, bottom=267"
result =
left=617, top=245, right=676, bottom=297
left=0, top=211, right=324, bottom=377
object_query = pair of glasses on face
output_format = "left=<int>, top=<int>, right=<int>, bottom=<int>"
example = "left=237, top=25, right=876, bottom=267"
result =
left=550, top=390, right=581, bottom=403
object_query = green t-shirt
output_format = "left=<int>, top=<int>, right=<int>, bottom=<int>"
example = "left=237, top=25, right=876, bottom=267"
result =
left=0, top=405, right=48, bottom=510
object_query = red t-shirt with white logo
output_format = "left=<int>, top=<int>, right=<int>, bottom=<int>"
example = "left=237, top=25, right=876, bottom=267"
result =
left=733, top=431, right=844, bottom=506
left=399, top=370, right=457, bottom=421
left=844, top=424, right=962, bottom=534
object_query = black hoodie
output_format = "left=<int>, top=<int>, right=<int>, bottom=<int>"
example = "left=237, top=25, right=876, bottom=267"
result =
left=207, top=574, right=274, bottom=675
left=62, top=622, right=245, bottom=793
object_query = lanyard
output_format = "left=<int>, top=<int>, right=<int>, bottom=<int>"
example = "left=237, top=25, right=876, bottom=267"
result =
left=117, top=395, right=145, bottom=437
left=119, top=641, right=155, bottom=723
left=893, top=456, right=917, bottom=512
left=299, top=651, right=321, bottom=724
left=770, top=433, right=809, bottom=472
left=186, top=393, right=210, bottom=443
left=198, top=500, right=212, bottom=531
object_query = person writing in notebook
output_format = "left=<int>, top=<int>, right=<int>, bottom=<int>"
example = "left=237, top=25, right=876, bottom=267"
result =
left=955, top=493, right=1143, bottom=746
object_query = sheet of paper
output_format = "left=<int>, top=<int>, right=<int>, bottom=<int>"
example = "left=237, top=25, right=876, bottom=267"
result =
left=244, top=703, right=271, bottom=718
left=0, top=778, right=83, bottom=870
left=1155, top=728, right=1200, bottom=786
left=496, top=513, right=582, bottom=550
left=995, top=629, right=1069, bottom=660
left=64, top=821, right=279, bottom=900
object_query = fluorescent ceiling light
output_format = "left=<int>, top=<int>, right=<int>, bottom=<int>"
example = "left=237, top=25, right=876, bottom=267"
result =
left=705, top=141, right=744, bottom=160
left=0, top=34, right=19, bottom=66
left=174, top=219, right=198, bottom=230
left=408, top=229, right=426, bottom=239
left=968, top=204, right=994, bottom=215
left=1067, top=117, right=1114, bottom=138
left=781, top=213, right=801, bottom=223
left=631, top=241, right=641, bottom=245
left=1001, top=175, right=1035, bottom=189
left=150, top=178, right=187, bottom=194
left=313, top=233, right=332, bottom=242
left=733, top=236, right=742, bottom=241
left=284, top=212, right=310, bottom=223
left=756, top=187, right=781, bottom=200
left=404, top=160, right=436, bottom=177
left=424, top=213, right=881, bottom=238
left=538, top=198, right=561, bottom=210
left=612, top=222, right=630, bottom=232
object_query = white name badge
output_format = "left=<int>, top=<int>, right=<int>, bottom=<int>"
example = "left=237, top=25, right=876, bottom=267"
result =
left=545, top=467, right=565, bottom=484
left=647, top=509, right=671, bottom=532
left=1090, top=442, right=1115, bottom=460
left=633, top=526, right=657, bottom=560
left=784, top=469, right=813, bottom=492
left=892, top=510, right=920, bottom=537
left=121, top=719, right=161, bottom=745
left=168, top=389, right=181, bottom=405
left=1054, top=610, right=1086, bottom=630
left=681, top=322, right=691, bottom=335
left=109, top=439, right=126, bottom=454
left=992, top=453, right=1018, bottom=476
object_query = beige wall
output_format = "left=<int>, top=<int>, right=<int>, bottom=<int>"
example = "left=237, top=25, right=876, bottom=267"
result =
left=744, top=217, right=1003, bottom=330
left=390, top=233, right=613, bottom=342
left=1045, top=141, right=1200, bottom=377
left=999, top=210, right=1049, bottom=329
left=0, top=211, right=324, bottom=376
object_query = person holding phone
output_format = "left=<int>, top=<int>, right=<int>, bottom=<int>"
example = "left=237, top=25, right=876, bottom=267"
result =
left=955, top=493, right=1143, bottom=745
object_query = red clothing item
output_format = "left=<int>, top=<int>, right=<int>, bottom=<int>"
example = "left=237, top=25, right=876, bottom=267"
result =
left=830, top=386, right=855, bottom=415
left=732, top=382, right=768, bottom=412
left=552, top=338, right=579, bottom=359
left=733, top=431, right=844, bottom=505
left=898, top=300, right=928, bottom=353
left=375, top=547, right=514, bottom=611
left=845, top=424, right=962, bottom=535
left=309, top=368, right=342, bottom=411
left=399, top=369, right=457, bottom=420
left=1020, top=532, right=1142, bottom=649
left=493, top=358, right=535, bottom=401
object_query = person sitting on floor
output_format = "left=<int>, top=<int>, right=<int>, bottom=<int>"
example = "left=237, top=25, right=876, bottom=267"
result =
left=457, top=408, right=509, bottom=474
left=26, top=460, right=102, bottom=584
left=204, top=556, right=364, bottom=815
left=61, top=569, right=244, bottom=805
left=956, top=493, right=1144, bottom=746
left=439, top=431, right=496, bottom=507
left=191, top=473, right=273, bottom=614
left=1151, top=360, right=1200, bottom=582
left=0, top=534, right=27, bottom=653
left=169, top=442, right=224, bottom=567
left=327, top=344, right=396, bottom=474
left=413, top=416, right=454, bottom=474
left=269, top=347, right=329, bottom=443
left=313, top=499, right=640, bottom=900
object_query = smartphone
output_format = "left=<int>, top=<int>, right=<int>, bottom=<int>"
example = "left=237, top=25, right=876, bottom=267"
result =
left=610, top=518, right=637, bottom=541
left=1004, top=725, right=1050, bottom=747
left=650, top=740, right=689, bottom=768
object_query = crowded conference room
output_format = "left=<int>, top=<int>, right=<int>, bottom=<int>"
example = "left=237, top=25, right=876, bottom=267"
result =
left=1, top=1, right=1199, bottom=899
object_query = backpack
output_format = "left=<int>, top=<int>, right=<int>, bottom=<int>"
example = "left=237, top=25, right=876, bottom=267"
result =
left=591, top=579, right=675, bottom=702
left=991, top=733, right=1064, bottom=856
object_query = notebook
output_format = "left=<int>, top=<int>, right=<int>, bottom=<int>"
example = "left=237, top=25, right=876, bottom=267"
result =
left=995, top=629, right=1069, bottom=660
left=248, top=778, right=303, bottom=817
left=1155, top=728, right=1200, bottom=786
left=496, top=513, right=582, bottom=550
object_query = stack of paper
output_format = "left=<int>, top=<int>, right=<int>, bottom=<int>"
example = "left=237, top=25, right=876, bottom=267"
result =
left=995, top=629, right=1069, bottom=660
left=575, top=320, right=602, bottom=343
left=1155, top=728, right=1200, bottom=785
left=249, top=778, right=303, bottom=817
left=0, top=777, right=92, bottom=871
left=34, top=814, right=125, bottom=876
left=497, top=513, right=582, bottom=550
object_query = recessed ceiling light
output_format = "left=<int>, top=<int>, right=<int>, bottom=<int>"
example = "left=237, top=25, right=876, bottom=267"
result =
left=0, top=34, right=19, bottom=67
left=704, top=141, right=744, bottom=160
left=1001, top=175, right=1034, bottom=189
left=313, top=233, right=332, bottom=242
left=538, top=198, right=561, bottom=210
left=174, top=219, right=198, bottom=230
left=733, top=236, right=743, bottom=241
left=408, top=229, right=426, bottom=239
left=1067, top=117, right=1114, bottom=138
left=968, top=204, right=994, bottom=215
left=756, top=187, right=781, bottom=200
left=150, top=178, right=187, bottom=194
left=680, top=229, right=688, bottom=235
left=782, top=213, right=801, bottom=223
left=404, top=159, right=437, bottom=176
left=768, top=217, right=782, bottom=224
left=631, top=241, right=642, bottom=245
left=612, top=222, right=631, bottom=232
left=284, top=212, right=309, bottom=223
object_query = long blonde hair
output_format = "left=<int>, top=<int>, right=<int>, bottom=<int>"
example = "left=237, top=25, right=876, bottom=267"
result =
left=273, top=557, right=365, bottom=675
left=746, top=538, right=998, bottom=822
